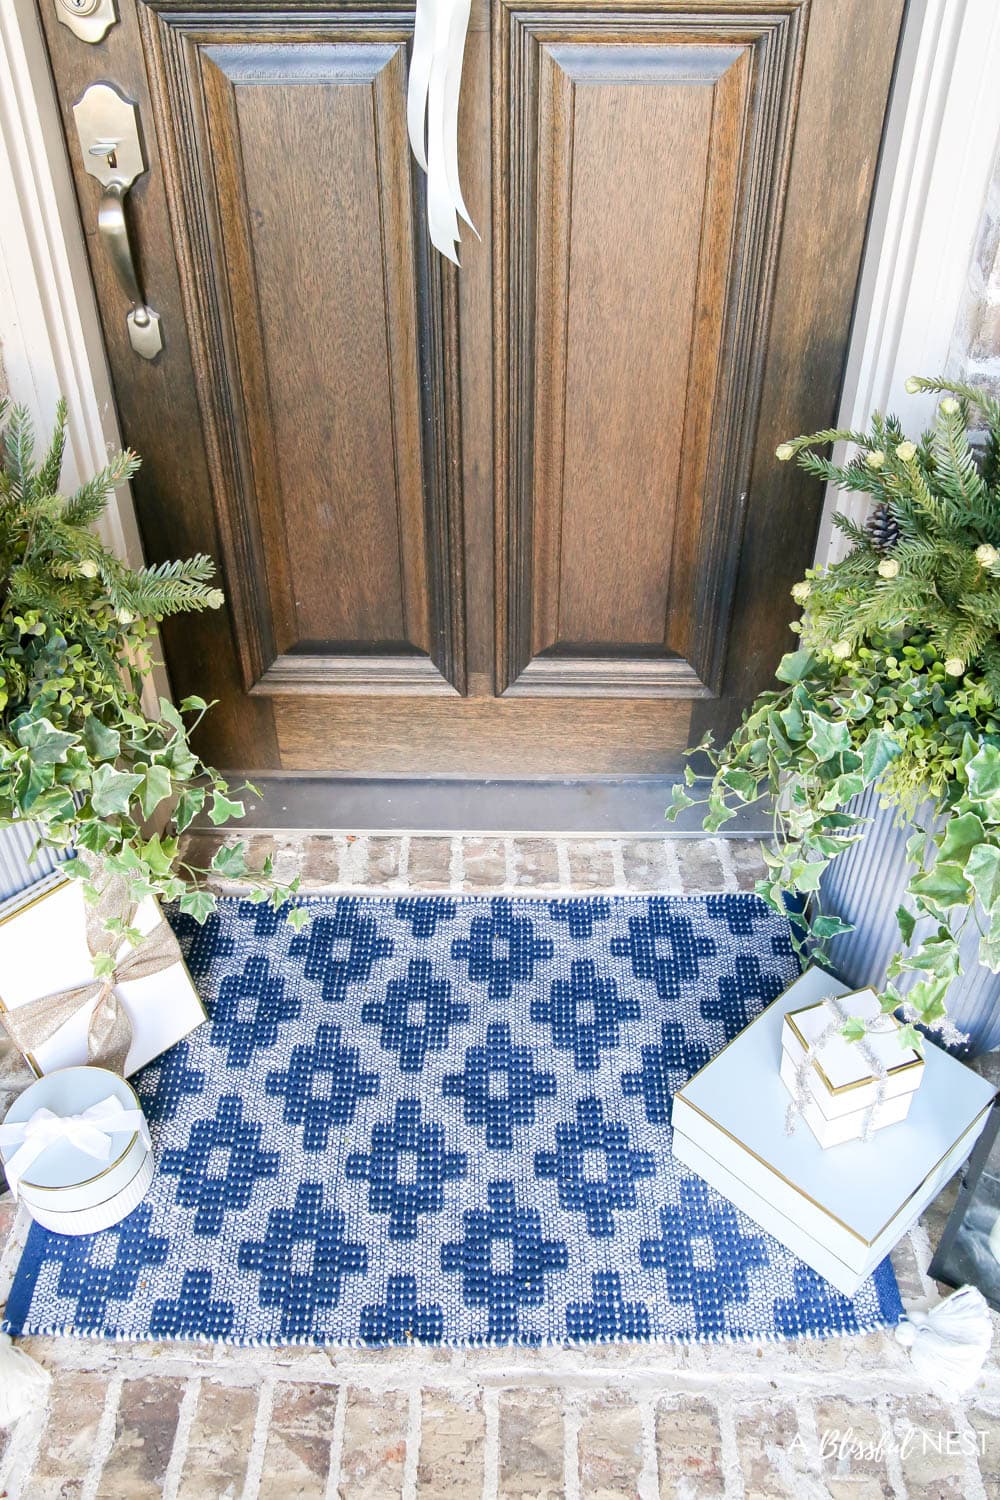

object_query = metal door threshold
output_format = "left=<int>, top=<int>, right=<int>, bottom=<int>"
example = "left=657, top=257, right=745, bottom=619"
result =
left=214, top=775, right=772, bottom=837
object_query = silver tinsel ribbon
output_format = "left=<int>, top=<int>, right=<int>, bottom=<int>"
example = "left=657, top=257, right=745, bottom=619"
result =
left=784, top=994, right=892, bottom=1142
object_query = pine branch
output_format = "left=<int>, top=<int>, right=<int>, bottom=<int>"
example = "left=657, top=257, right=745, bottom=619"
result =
left=113, top=555, right=224, bottom=617
left=60, top=450, right=140, bottom=528
left=3, top=407, right=36, bottom=505
left=35, top=399, right=68, bottom=500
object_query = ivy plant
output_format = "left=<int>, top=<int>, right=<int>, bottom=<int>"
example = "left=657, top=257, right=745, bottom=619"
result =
left=0, top=399, right=304, bottom=930
left=669, top=377, right=1000, bottom=1045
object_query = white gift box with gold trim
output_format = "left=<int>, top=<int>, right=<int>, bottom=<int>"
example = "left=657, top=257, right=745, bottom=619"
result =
left=0, top=877, right=205, bottom=1077
left=780, top=985, right=925, bottom=1148
left=672, top=966, right=996, bottom=1296
left=0, top=1066, right=153, bottom=1234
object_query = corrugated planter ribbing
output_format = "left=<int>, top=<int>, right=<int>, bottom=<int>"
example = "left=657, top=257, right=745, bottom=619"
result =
left=820, top=784, right=1000, bottom=1057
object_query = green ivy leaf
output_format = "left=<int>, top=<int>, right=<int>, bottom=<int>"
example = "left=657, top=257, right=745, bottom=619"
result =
left=904, top=974, right=950, bottom=1024
left=158, top=697, right=186, bottom=734
left=138, top=763, right=172, bottom=820
left=82, top=716, right=121, bottom=762
left=819, top=772, right=865, bottom=809
left=775, top=649, right=815, bottom=684
left=811, top=914, right=854, bottom=939
left=16, top=717, right=76, bottom=765
left=859, top=729, right=901, bottom=783
left=75, top=820, right=116, bottom=855
left=805, top=713, right=852, bottom=762
left=965, top=842, right=1000, bottom=910
left=666, top=784, right=695, bottom=821
left=895, top=904, right=916, bottom=945
left=210, top=843, right=248, bottom=879
left=90, top=762, right=143, bottom=817
left=896, top=1024, right=924, bottom=1055
left=790, top=859, right=827, bottom=892
left=910, top=861, right=970, bottom=910
left=979, top=917, right=1000, bottom=973
left=286, top=907, right=310, bottom=933
left=965, top=743, right=1000, bottom=820
left=179, top=695, right=209, bottom=713
left=208, top=791, right=245, bottom=826
left=937, top=811, right=986, bottom=866
left=841, top=1017, right=866, bottom=1043
left=721, top=768, right=758, bottom=801
left=173, top=785, right=206, bottom=834
left=140, top=833, right=177, bottom=877
left=92, top=951, right=116, bottom=979
left=779, top=699, right=806, bottom=742
left=179, top=888, right=216, bottom=923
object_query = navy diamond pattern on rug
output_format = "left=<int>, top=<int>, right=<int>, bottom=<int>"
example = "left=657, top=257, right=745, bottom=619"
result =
left=3, top=894, right=903, bottom=1348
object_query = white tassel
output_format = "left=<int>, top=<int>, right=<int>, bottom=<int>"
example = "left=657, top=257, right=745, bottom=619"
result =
left=0, top=1331, right=50, bottom=1426
left=895, top=1285, right=994, bottom=1393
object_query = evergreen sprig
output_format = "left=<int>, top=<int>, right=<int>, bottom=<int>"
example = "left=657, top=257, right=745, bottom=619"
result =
left=672, top=379, right=1000, bottom=1044
left=0, top=400, right=305, bottom=933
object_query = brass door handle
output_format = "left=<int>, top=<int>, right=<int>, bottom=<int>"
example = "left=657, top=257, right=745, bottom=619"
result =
left=73, top=83, right=163, bottom=361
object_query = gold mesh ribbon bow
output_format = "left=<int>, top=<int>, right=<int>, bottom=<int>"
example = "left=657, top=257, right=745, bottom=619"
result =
left=0, top=868, right=179, bottom=1075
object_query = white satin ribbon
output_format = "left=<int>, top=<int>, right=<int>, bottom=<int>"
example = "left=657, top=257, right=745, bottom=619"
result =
left=0, top=1096, right=150, bottom=1199
left=407, top=0, right=477, bottom=264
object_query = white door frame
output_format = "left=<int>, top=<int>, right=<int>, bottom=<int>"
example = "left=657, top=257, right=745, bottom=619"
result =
left=817, top=0, right=1000, bottom=559
left=2, top=1, right=998, bottom=577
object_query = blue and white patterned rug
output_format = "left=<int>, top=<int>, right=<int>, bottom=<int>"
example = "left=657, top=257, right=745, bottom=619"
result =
left=4, top=895, right=901, bottom=1346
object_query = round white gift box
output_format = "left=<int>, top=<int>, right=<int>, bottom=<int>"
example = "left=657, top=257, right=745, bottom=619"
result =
left=0, top=1066, right=152, bottom=1235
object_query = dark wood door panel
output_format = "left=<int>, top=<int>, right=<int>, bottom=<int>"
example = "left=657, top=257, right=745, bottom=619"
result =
left=39, top=0, right=904, bottom=781
left=138, top=5, right=465, bottom=698
left=495, top=1, right=807, bottom=699
left=277, top=697, right=691, bottom=773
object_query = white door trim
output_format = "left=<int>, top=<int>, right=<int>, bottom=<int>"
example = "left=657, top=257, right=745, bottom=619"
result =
left=0, top=0, right=145, bottom=566
left=0, top=0, right=167, bottom=707
left=816, top=0, right=1000, bottom=560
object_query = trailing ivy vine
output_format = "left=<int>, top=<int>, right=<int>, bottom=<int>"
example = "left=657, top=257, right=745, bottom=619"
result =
left=0, top=399, right=303, bottom=930
left=670, top=378, right=1000, bottom=1045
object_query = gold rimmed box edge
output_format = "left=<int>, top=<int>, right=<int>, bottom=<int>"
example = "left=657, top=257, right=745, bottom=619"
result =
left=784, top=987, right=924, bottom=1097
left=674, top=1093, right=995, bottom=1247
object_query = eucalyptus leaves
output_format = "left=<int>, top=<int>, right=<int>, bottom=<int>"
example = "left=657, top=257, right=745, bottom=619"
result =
left=0, top=400, right=303, bottom=930
left=670, top=378, right=1000, bottom=1043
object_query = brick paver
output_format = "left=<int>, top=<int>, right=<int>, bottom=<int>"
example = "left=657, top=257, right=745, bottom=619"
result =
left=0, top=833, right=995, bottom=1498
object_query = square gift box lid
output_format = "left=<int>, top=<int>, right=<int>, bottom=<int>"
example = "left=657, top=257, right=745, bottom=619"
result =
left=0, top=876, right=205, bottom=1076
left=674, top=965, right=996, bottom=1249
left=784, top=985, right=924, bottom=1100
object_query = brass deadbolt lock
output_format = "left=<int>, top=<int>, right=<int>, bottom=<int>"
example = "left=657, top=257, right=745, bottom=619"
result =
left=55, top=0, right=117, bottom=44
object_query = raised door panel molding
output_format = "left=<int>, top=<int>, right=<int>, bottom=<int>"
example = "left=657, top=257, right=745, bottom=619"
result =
left=138, top=5, right=465, bottom=696
left=494, top=1, right=808, bottom=698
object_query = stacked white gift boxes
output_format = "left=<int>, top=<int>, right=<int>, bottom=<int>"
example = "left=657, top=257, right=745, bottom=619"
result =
left=780, top=985, right=925, bottom=1149
left=0, top=875, right=205, bottom=1234
left=672, top=966, right=997, bottom=1296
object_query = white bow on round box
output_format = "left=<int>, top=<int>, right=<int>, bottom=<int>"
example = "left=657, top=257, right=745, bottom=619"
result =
left=0, top=1065, right=152, bottom=1235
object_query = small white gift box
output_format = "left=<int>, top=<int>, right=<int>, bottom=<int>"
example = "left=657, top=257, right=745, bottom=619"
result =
left=0, top=1066, right=153, bottom=1234
left=672, top=966, right=996, bottom=1296
left=780, top=984, right=925, bottom=1148
left=0, top=877, right=205, bottom=1077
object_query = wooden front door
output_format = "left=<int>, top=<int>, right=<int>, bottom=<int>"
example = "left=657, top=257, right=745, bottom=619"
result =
left=41, top=0, right=903, bottom=776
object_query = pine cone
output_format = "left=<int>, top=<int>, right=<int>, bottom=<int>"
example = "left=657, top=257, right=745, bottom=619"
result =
left=865, top=502, right=900, bottom=552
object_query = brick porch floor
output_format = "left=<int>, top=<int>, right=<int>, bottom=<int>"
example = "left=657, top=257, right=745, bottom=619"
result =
left=1, top=834, right=999, bottom=1499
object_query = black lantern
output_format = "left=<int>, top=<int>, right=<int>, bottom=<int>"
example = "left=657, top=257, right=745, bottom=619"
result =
left=929, top=1099, right=1000, bottom=1310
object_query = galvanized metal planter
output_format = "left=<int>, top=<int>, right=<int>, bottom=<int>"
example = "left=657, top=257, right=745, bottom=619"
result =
left=820, top=784, right=1000, bottom=1057
left=0, top=824, right=68, bottom=907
